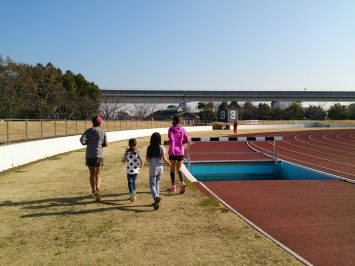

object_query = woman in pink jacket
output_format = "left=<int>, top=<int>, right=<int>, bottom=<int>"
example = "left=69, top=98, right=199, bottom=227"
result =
left=166, top=115, right=189, bottom=194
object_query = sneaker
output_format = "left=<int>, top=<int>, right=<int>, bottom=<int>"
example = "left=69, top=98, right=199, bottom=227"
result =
left=180, top=182, right=186, bottom=194
left=154, top=197, right=161, bottom=210
left=90, top=191, right=96, bottom=198
left=168, top=185, right=176, bottom=192
left=130, top=191, right=136, bottom=202
left=94, top=192, right=101, bottom=202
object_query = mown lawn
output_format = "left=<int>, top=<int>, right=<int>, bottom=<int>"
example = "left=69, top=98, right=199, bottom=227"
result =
left=0, top=129, right=307, bottom=265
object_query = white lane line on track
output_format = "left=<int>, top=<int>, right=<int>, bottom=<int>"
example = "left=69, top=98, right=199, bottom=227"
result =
left=249, top=142, right=355, bottom=178
left=294, top=133, right=355, bottom=155
left=323, top=133, right=355, bottom=146
left=307, top=133, right=355, bottom=152
left=277, top=138, right=355, bottom=160
left=198, top=181, right=313, bottom=266
left=337, top=133, right=355, bottom=143
left=250, top=134, right=355, bottom=162
left=273, top=141, right=354, bottom=166
left=309, top=133, right=355, bottom=152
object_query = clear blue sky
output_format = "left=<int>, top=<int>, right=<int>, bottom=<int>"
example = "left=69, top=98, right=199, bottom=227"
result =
left=1, top=0, right=355, bottom=91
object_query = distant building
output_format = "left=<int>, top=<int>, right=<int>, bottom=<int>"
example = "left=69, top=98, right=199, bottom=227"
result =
left=149, top=105, right=199, bottom=124
left=115, top=111, right=131, bottom=120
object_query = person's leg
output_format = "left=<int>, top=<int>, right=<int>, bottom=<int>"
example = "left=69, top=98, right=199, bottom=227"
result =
left=128, top=174, right=137, bottom=202
left=168, top=160, right=176, bottom=191
left=132, top=174, right=137, bottom=192
left=149, top=175, right=158, bottom=199
left=176, top=160, right=184, bottom=182
left=88, top=166, right=96, bottom=194
left=155, top=174, right=161, bottom=198
left=127, top=174, right=133, bottom=194
left=94, top=165, right=102, bottom=192
left=153, top=174, right=161, bottom=210
left=176, top=160, right=186, bottom=194
left=169, top=160, right=176, bottom=184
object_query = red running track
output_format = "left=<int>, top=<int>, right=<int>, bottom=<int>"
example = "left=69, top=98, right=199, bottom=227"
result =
left=191, top=129, right=355, bottom=266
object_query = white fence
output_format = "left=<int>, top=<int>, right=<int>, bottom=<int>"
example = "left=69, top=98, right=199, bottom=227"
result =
left=0, top=126, right=212, bottom=173
left=2, top=121, right=355, bottom=173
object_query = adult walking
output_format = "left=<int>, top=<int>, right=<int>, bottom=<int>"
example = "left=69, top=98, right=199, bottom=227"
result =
left=166, top=115, right=189, bottom=194
left=80, top=115, right=108, bottom=201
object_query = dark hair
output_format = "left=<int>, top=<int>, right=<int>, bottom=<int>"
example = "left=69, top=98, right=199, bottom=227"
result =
left=92, top=115, right=103, bottom=127
left=146, top=132, right=162, bottom=159
left=172, top=115, right=180, bottom=125
left=126, top=138, right=137, bottom=152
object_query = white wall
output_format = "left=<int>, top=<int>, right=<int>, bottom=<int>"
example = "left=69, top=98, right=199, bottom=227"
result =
left=236, top=124, right=305, bottom=130
left=3, top=122, right=353, bottom=173
left=232, top=122, right=355, bottom=130
left=0, top=126, right=212, bottom=173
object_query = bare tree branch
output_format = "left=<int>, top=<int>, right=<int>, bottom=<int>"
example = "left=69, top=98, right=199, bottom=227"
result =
left=99, top=94, right=127, bottom=119
left=132, top=103, right=157, bottom=120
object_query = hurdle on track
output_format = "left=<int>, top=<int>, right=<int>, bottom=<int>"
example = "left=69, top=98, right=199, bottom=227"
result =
left=164, top=136, right=283, bottom=170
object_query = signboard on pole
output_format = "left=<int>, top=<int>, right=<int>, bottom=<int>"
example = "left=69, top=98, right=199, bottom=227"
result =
left=218, top=109, right=238, bottom=123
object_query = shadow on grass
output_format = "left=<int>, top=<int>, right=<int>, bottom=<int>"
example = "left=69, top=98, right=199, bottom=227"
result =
left=0, top=193, right=127, bottom=207
left=1, top=192, right=157, bottom=217
left=160, top=191, right=181, bottom=197
left=20, top=203, right=155, bottom=218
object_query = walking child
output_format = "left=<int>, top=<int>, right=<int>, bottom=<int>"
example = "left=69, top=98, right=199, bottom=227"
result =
left=122, top=138, right=143, bottom=202
left=146, top=132, right=171, bottom=210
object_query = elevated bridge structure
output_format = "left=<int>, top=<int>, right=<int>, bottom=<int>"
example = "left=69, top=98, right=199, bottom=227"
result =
left=101, top=89, right=355, bottom=104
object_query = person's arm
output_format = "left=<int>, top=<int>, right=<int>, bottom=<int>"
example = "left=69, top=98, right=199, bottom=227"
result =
left=183, top=131, right=189, bottom=145
left=146, top=147, right=150, bottom=162
left=163, top=153, right=171, bottom=166
left=162, top=146, right=171, bottom=165
left=80, top=132, right=87, bottom=145
left=102, top=132, right=108, bottom=147
left=166, top=128, right=173, bottom=145
left=137, top=152, right=144, bottom=167
left=122, top=151, right=128, bottom=163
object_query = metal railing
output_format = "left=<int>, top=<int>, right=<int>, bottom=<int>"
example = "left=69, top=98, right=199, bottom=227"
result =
left=2, top=118, right=335, bottom=145
left=0, top=119, right=211, bottom=145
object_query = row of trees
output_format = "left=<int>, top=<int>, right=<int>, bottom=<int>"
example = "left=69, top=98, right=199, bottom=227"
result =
left=198, top=101, right=355, bottom=121
left=1, top=56, right=354, bottom=121
left=0, top=56, right=101, bottom=119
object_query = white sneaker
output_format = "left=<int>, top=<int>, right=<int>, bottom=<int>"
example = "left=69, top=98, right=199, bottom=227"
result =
left=130, top=191, right=136, bottom=202
left=133, top=191, right=136, bottom=202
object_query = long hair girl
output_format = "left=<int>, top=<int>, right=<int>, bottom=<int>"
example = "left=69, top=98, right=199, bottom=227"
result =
left=147, top=132, right=162, bottom=159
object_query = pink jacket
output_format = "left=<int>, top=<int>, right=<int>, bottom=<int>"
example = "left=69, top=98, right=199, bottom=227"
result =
left=167, top=125, right=189, bottom=156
